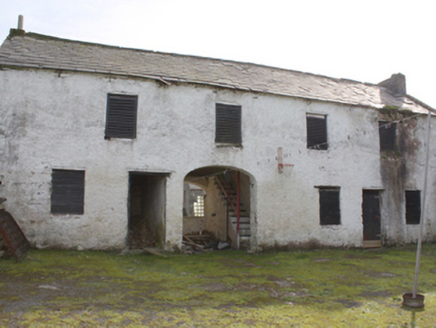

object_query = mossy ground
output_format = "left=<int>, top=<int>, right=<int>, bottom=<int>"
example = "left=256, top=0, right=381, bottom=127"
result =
left=1, top=245, right=436, bottom=327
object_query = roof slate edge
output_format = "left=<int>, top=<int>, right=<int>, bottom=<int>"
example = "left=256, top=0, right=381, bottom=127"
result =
left=2, top=30, right=434, bottom=114
left=405, top=94, right=436, bottom=113
left=0, top=61, right=383, bottom=109
left=7, top=30, right=380, bottom=89
left=2, top=61, right=433, bottom=114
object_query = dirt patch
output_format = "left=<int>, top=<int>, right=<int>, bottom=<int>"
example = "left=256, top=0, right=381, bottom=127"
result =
left=364, top=271, right=398, bottom=278
left=220, top=259, right=263, bottom=268
left=343, top=254, right=381, bottom=259
left=199, top=282, right=230, bottom=292
left=335, top=299, right=363, bottom=308
left=267, top=275, right=295, bottom=288
left=281, top=290, right=312, bottom=298
left=358, top=290, right=393, bottom=298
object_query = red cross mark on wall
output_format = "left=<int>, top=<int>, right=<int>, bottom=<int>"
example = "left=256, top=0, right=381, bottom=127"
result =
left=277, top=147, right=294, bottom=174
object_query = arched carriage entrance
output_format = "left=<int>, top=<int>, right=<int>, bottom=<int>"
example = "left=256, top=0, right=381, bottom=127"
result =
left=183, top=166, right=255, bottom=250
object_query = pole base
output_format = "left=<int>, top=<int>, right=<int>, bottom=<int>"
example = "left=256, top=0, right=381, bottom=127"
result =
left=402, top=293, right=425, bottom=308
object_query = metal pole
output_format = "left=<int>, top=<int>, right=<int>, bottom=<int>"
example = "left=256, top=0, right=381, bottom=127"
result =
left=237, top=171, right=241, bottom=250
left=412, top=111, right=431, bottom=298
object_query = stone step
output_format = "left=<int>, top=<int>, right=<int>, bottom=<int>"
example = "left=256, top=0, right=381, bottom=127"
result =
left=220, top=196, right=240, bottom=203
left=230, top=216, right=250, bottom=224
left=226, top=208, right=248, bottom=217
left=240, top=236, right=251, bottom=248
left=231, top=225, right=250, bottom=236
left=232, top=223, right=250, bottom=230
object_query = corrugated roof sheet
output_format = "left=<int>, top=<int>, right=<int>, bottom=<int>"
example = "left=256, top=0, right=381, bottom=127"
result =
left=0, top=30, right=432, bottom=114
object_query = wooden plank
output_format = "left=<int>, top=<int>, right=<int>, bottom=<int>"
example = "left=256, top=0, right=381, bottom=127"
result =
left=183, top=236, right=205, bottom=252
left=184, top=234, right=214, bottom=240
left=0, top=210, right=30, bottom=261
left=143, top=248, right=168, bottom=258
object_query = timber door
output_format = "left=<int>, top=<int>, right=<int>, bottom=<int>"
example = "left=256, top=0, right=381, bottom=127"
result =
left=362, top=190, right=382, bottom=248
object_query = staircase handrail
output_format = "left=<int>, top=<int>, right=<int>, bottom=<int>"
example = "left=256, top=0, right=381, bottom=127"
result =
left=215, top=176, right=238, bottom=215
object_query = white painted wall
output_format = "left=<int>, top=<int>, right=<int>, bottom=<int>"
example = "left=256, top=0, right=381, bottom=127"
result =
left=1, top=68, right=435, bottom=250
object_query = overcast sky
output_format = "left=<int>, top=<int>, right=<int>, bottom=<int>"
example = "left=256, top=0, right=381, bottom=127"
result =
left=1, top=0, right=435, bottom=108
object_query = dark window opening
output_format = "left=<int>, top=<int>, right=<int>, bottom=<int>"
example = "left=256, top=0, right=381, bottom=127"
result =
left=307, top=114, right=328, bottom=150
left=105, top=94, right=138, bottom=139
left=406, top=190, right=421, bottom=225
left=379, top=121, right=397, bottom=151
left=51, top=169, right=85, bottom=215
left=215, top=103, right=242, bottom=145
left=318, top=187, right=340, bottom=225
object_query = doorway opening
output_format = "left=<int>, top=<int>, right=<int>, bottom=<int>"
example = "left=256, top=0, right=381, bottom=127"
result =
left=128, top=172, right=169, bottom=249
left=183, top=166, right=255, bottom=250
left=362, top=189, right=382, bottom=248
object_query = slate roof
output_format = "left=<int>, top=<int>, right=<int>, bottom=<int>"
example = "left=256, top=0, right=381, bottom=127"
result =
left=0, top=29, right=432, bottom=114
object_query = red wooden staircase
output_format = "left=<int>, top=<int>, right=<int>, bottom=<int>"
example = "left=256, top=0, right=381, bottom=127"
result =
left=215, top=173, right=250, bottom=249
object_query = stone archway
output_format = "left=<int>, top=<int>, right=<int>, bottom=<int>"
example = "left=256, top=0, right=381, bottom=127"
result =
left=183, top=166, right=256, bottom=250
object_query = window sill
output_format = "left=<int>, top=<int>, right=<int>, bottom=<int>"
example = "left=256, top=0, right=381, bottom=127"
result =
left=307, top=147, right=328, bottom=152
left=51, top=214, right=84, bottom=218
left=215, top=143, right=242, bottom=148
left=320, top=224, right=341, bottom=227
left=104, top=136, right=136, bottom=140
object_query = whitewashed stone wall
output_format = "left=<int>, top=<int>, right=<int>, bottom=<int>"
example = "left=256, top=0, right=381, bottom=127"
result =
left=0, top=68, right=435, bottom=250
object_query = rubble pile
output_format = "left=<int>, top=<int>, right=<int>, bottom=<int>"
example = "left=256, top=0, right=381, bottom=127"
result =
left=182, top=231, right=230, bottom=254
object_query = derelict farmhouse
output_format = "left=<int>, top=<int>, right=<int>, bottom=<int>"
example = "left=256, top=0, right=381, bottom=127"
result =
left=0, top=25, right=435, bottom=252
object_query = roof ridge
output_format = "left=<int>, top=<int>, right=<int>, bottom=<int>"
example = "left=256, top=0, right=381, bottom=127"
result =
left=1, top=29, right=432, bottom=113
left=7, top=29, right=374, bottom=88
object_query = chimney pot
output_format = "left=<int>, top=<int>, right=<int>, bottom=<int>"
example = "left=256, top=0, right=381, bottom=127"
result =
left=18, top=15, right=24, bottom=30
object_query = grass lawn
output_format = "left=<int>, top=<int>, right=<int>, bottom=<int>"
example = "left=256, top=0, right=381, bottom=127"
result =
left=1, top=244, right=435, bottom=327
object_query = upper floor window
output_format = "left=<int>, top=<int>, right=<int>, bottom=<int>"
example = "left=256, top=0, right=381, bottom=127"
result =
left=405, top=190, right=421, bottom=225
left=51, top=169, right=85, bottom=215
left=105, top=94, right=138, bottom=139
left=379, top=121, right=397, bottom=151
left=318, top=187, right=341, bottom=225
left=215, top=103, right=242, bottom=145
left=307, top=114, right=328, bottom=150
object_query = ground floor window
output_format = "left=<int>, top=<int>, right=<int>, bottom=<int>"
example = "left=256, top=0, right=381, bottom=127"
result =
left=183, top=183, right=206, bottom=217
left=193, top=195, right=205, bottom=217
left=405, top=190, right=421, bottom=225
left=318, top=187, right=341, bottom=225
left=51, top=169, right=85, bottom=215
